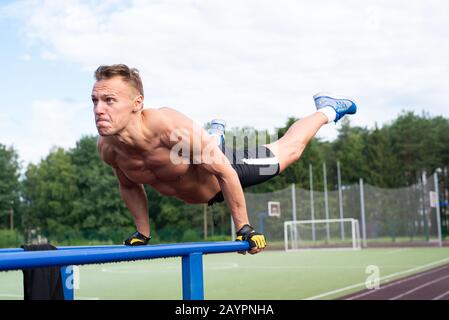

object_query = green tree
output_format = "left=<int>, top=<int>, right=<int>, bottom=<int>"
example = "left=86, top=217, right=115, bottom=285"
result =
left=332, top=118, right=370, bottom=185
left=363, top=125, right=401, bottom=187
left=69, top=136, right=134, bottom=242
left=387, top=111, right=448, bottom=185
left=22, top=148, right=79, bottom=241
left=0, top=144, right=21, bottom=230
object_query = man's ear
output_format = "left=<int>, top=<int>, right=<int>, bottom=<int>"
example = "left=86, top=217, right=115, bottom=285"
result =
left=133, top=95, right=144, bottom=112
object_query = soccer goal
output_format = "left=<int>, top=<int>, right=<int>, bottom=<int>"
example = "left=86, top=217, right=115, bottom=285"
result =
left=284, top=218, right=362, bottom=251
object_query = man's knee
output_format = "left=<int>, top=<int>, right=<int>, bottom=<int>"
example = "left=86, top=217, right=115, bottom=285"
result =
left=289, top=143, right=306, bottom=163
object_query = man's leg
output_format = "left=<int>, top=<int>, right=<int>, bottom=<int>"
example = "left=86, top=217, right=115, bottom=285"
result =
left=265, top=92, right=357, bottom=173
left=207, top=119, right=226, bottom=150
left=264, top=112, right=328, bottom=173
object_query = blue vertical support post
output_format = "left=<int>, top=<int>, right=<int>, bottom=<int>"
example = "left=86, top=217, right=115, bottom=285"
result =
left=182, top=253, right=204, bottom=300
left=60, top=265, right=74, bottom=300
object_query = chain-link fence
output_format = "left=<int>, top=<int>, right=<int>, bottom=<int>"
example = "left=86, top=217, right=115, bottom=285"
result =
left=244, top=172, right=444, bottom=248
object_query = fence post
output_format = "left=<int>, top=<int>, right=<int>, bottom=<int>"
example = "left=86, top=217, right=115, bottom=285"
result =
left=323, top=163, right=330, bottom=242
left=203, top=204, right=208, bottom=240
left=359, top=178, right=367, bottom=248
left=291, top=183, right=297, bottom=222
left=337, top=161, right=345, bottom=240
left=310, top=164, right=316, bottom=241
left=182, top=253, right=204, bottom=300
left=291, top=183, right=298, bottom=249
left=434, top=172, right=443, bottom=247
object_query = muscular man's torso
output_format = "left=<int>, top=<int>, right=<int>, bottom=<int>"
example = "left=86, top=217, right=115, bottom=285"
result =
left=98, top=108, right=222, bottom=204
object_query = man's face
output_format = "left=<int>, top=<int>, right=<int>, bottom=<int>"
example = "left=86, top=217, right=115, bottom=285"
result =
left=92, top=76, right=141, bottom=136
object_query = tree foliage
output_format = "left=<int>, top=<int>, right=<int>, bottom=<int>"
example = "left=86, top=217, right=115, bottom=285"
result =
left=0, top=145, right=21, bottom=229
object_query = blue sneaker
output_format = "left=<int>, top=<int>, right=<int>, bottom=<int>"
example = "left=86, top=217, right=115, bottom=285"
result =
left=208, top=119, right=226, bottom=147
left=313, top=92, right=357, bottom=123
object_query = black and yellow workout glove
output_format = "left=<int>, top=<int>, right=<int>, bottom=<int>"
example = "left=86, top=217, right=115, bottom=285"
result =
left=124, top=231, right=151, bottom=246
left=235, top=224, right=266, bottom=254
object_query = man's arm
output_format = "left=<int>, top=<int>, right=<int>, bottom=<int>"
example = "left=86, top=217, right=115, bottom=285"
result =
left=198, top=139, right=266, bottom=255
left=201, top=150, right=250, bottom=231
left=97, top=138, right=150, bottom=238
left=165, top=114, right=262, bottom=253
left=158, top=108, right=266, bottom=254
left=113, top=167, right=150, bottom=238
left=157, top=109, right=250, bottom=230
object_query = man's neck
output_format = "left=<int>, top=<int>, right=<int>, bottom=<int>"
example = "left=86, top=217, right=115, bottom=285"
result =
left=110, top=111, right=152, bottom=152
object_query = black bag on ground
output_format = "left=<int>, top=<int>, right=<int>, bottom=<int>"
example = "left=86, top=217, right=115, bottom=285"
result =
left=21, top=244, right=64, bottom=300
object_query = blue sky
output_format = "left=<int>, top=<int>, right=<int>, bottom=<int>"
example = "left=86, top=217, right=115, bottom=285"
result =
left=1, top=0, right=449, bottom=167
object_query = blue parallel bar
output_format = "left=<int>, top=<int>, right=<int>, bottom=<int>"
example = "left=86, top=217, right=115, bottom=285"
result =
left=182, top=253, right=204, bottom=300
left=0, top=241, right=250, bottom=300
left=0, top=242, right=249, bottom=271
left=0, top=245, right=126, bottom=254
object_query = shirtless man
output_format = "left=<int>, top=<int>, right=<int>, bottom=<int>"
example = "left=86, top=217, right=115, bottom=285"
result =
left=93, top=64, right=357, bottom=254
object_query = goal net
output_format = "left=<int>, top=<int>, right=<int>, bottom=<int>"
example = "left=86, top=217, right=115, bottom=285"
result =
left=284, top=218, right=361, bottom=251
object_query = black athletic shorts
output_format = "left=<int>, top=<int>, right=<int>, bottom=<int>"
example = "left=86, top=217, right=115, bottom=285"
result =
left=207, top=145, right=280, bottom=206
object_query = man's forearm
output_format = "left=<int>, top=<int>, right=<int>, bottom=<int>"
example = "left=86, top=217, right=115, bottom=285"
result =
left=119, top=184, right=150, bottom=236
left=218, top=171, right=250, bottom=231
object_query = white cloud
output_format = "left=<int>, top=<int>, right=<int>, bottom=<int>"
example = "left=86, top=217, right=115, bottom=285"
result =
left=1, top=0, right=449, bottom=163
left=40, top=49, right=58, bottom=61
left=0, top=99, right=97, bottom=167
left=19, top=54, right=32, bottom=61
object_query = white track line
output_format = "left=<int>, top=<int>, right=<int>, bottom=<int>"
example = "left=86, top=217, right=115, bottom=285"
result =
left=101, top=265, right=391, bottom=272
left=432, top=290, right=449, bottom=300
left=385, top=249, right=410, bottom=255
left=389, top=274, right=449, bottom=300
left=304, top=257, right=449, bottom=300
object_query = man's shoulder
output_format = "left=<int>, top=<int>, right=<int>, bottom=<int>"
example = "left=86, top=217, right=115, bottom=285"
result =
left=143, top=107, right=193, bottom=135
left=146, top=107, right=188, bottom=125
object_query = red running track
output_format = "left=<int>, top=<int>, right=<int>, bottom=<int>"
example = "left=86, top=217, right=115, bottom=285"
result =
left=339, top=263, right=449, bottom=300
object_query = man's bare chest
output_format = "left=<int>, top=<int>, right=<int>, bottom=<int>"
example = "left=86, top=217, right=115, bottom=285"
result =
left=114, top=147, right=192, bottom=185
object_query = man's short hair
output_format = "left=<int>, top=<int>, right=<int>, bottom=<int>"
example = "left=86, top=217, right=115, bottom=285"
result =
left=94, top=64, right=144, bottom=97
